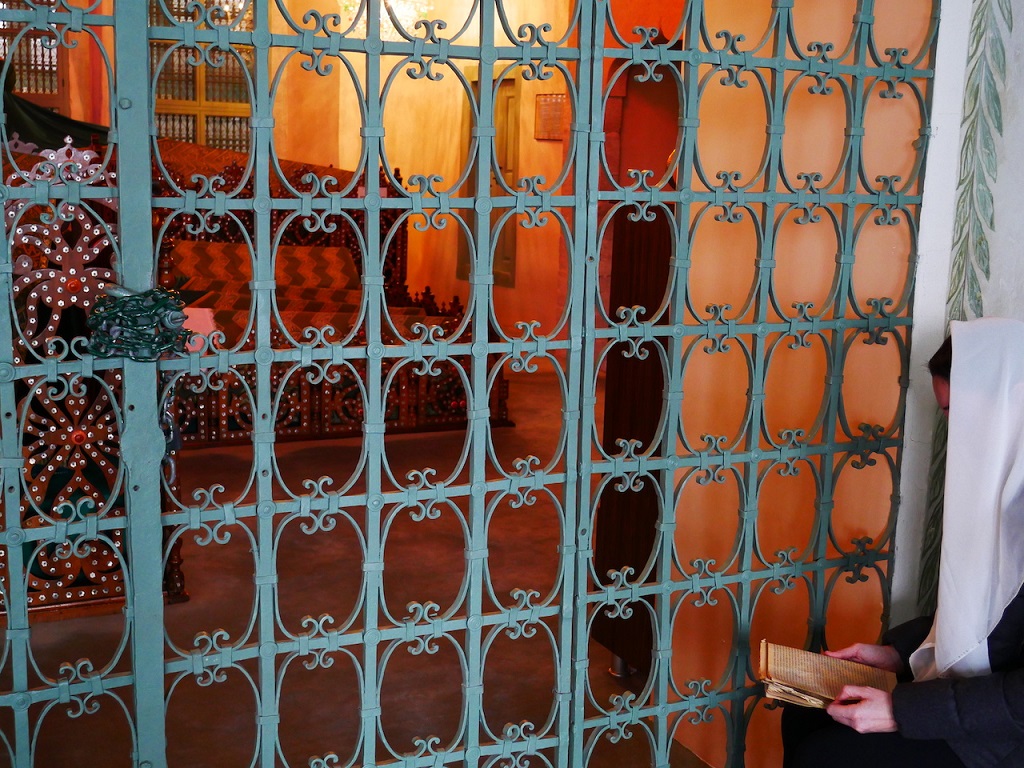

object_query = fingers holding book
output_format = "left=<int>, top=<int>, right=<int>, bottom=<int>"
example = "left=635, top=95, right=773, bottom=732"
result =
left=758, top=640, right=897, bottom=710
left=826, top=685, right=898, bottom=734
left=824, top=643, right=904, bottom=674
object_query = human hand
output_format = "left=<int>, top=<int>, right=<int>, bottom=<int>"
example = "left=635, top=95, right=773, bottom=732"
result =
left=825, top=643, right=903, bottom=673
left=826, top=686, right=898, bottom=733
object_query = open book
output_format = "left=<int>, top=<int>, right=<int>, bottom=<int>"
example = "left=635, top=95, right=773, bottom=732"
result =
left=758, top=640, right=897, bottom=708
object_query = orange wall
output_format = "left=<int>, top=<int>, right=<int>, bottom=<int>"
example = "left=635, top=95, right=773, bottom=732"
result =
left=267, top=0, right=571, bottom=333
left=639, top=2, right=932, bottom=765
left=369, top=0, right=571, bottom=333
left=271, top=1, right=343, bottom=168
left=63, top=0, right=112, bottom=127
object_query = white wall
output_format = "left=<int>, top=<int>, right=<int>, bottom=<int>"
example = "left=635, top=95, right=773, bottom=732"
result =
left=986, top=10, right=1024, bottom=321
left=893, top=0, right=1024, bottom=621
left=890, top=2, right=972, bottom=623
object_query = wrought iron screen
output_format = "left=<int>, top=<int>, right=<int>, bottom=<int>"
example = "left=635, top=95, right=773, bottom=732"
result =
left=0, top=2, right=938, bottom=767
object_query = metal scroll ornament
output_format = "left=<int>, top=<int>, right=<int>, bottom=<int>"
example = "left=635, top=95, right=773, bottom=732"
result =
left=87, top=285, right=192, bottom=361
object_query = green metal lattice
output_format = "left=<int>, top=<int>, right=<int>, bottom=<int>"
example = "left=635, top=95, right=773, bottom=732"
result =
left=0, top=1, right=939, bottom=766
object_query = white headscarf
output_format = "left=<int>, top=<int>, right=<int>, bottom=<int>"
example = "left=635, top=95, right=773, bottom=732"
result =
left=910, top=317, right=1024, bottom=680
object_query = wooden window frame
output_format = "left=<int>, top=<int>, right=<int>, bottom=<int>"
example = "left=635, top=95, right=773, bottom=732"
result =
left=0, top=0, right=70, bottom=116
left=150, top=0, right=253, bottom=151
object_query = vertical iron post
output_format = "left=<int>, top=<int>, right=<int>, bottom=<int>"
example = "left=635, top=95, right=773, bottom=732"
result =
left=113, top=2, right=165, bottom=765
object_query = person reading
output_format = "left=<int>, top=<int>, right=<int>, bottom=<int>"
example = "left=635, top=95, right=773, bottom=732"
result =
left=782, top=317, right=1024, bottom=768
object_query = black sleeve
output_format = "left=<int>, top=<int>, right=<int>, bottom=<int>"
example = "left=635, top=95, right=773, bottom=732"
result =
left=882, top=616, right=934, bottom=671
left=893, top=668, right=1024, bottom=741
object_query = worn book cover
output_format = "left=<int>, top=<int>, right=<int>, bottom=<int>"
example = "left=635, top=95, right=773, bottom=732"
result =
left=758, top=640, right=898, bottom=708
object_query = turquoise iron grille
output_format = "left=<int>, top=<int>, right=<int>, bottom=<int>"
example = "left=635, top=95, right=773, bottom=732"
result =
left=0, top=2, right=939, bottom=767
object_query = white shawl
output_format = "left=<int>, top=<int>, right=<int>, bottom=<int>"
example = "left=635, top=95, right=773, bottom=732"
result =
left=910, top=317, right=1024, bottom=680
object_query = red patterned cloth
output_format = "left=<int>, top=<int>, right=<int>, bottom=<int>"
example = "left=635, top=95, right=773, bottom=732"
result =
left=170, top=240, right=426, bottom=342
left=155, top=139, right=356, bottom=194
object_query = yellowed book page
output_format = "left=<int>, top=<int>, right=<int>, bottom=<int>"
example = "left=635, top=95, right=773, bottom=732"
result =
left=762, top=682, right=828, bottom=709
left=761, top=641, right=896, bottom=704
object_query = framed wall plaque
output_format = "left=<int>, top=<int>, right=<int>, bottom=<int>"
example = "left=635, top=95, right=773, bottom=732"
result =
left=535, top=93, right=568, bottom=141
